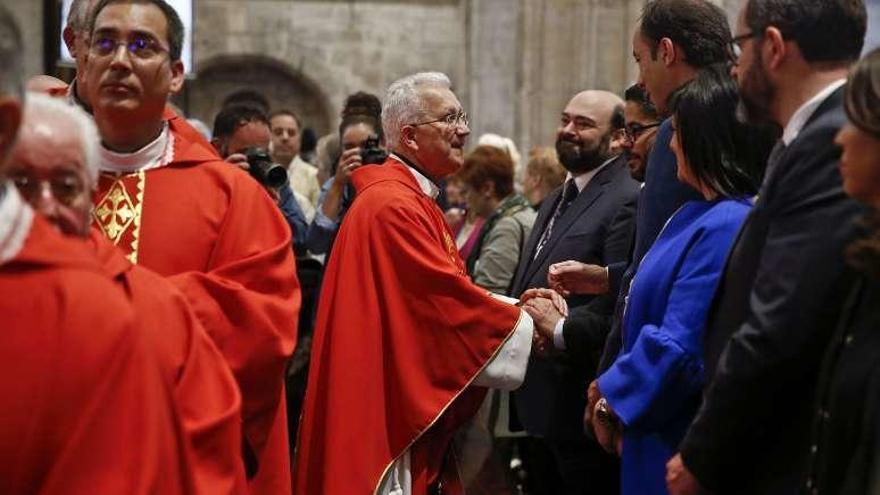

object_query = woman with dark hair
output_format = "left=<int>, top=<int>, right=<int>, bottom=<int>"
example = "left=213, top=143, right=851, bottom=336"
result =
left=806, top=47, right=880, bottom=495
left=306, top=91, right=385, bottom=255
left=592, top=66, right=776, bottom=495
left=457, top=145, right=536, bottom=294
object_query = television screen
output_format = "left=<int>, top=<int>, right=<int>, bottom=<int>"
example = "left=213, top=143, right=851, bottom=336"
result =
left=59, top=0, right=194, bottom=74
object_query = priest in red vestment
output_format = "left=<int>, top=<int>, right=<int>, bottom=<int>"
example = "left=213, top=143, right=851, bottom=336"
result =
left=293, top=72, right=538, bottom=495
left=0, top=8, right=194, bottom=491
left=6, top=92, right=249, bottom=494
left=82, top=1, right=301, bottom=492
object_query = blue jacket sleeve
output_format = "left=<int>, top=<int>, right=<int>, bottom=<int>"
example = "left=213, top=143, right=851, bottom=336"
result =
left=278, top=182, right=308, bottom=253
left=305, top=178, right=340, bottom=255
left=598, top=220, right=737, bottom=430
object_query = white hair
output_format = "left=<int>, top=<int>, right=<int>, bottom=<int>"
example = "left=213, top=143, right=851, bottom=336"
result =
left=382, top=71, right=452, bottom=149
left=23, top=92, right=100, bottom=184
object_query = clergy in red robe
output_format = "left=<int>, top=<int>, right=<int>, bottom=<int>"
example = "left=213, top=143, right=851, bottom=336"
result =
left=293, top=72, right=535, bottom=495
left=0, top=185, right=196, bottom=494
left=82, top=2, right=300, bottom=492
left=6, top=92, right=249, bottom=493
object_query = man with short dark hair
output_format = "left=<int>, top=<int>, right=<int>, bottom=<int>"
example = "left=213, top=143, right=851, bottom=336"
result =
left=211, top=104, right=310, bottom=255
left=270, top=109, right=321, bottom=207
left=84, top=1, right=301, bottom=492
left=0, top=6, right=195, bottom=492
left=621, top=84, right=660, bottom=182
left=667, top=1, right=868, bottom=494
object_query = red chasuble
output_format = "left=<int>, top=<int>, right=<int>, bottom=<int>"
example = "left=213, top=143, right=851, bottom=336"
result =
left=293, top=159, right=522, bottom=494
left=0, top=215, right=195, bottom=494
left=91, top=114, right=300, bottom=494
left=89, top=230, right=247, bottom=494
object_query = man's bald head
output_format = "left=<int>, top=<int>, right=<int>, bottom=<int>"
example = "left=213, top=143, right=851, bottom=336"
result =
left=556, top=90, right=625, bottom=174
left=0, top=5, right=23, bottom=164
left=6, top=93, right=99, bottom=237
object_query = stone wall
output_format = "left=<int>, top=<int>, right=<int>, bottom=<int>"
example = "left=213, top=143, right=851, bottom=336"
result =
left=8, top=0, right=750, bottom=154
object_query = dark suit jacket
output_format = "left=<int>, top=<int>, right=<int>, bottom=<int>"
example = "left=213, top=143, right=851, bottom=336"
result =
left=679, top=87, right=868, bottom=494
left=509, top=154, right=639, bottom=440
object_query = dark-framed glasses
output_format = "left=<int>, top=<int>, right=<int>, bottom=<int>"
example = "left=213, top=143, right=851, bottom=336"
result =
left=9, top=172, right=86, bottom=207
left=625, top=121, right=662, bottom=141
left=728, top=32, right=758, bottom=60
left=90, top=34, right=168, bottom=60
left=410, top=111, right=469, bottom=129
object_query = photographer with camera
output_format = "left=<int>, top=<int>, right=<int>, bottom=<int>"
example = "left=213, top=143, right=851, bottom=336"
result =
left=306, top=91, right=386, bottom=255
left=212, top=104, right=311, bottom=253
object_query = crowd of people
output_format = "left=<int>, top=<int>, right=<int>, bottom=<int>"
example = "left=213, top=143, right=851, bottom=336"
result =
left=1, top=0, right=879, bottom=494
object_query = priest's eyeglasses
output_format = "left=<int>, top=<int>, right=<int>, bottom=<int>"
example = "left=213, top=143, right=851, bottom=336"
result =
left=9, top=172, right=86, bottom=207
left=90, top=33, right=169, bottom=60
left=410, top=111, right=470, bottom=129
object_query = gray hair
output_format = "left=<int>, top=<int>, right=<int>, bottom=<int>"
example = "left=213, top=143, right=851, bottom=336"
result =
left=382, top=71, right=452, bottom=148
left=0, top=5, right=23, bottom=102
left=23, top=93, right=100, bottom=184
left=66, top=0, right=92, bottom=31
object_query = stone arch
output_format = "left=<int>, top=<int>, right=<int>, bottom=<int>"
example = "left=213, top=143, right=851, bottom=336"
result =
left=182, top=54, right=334, bottom=137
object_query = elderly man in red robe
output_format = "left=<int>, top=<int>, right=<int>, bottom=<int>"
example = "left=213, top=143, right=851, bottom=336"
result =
left=294, top=72, right=559, bottom=494
left=81, top=1, right=301, bottom=492
left=0, top=6, right=195, bottom=493
left=6, top=91, right=249, bottom=494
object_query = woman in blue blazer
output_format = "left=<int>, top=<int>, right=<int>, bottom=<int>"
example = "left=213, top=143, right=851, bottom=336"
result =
left=593, top=66, right=777, bottom=495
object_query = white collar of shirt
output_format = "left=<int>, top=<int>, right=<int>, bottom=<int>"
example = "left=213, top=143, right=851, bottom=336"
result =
left=0, top=183, right=34, bottom=265
left=390, top=153, right=440, bottom=199
left=566, top=154, right=617, bottom=192
left=782, top=79, right=846, bottom=146
left=98, top=122, right=175, bottom=174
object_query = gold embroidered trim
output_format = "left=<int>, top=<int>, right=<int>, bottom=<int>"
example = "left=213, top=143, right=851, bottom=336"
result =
left=92, top=170, right=145, bottom=264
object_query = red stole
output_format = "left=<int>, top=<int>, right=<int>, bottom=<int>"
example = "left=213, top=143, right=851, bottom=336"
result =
left=1, top=216, right=196, bottom=494
left=293, top=159, right=521, bottom=494
left=91, top=117, right=300, bottom=494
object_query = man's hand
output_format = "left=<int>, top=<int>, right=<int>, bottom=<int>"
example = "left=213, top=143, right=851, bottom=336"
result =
left=522, top=298, right=563, bottom=357
left=226, top=153, right=280, bottom=202
left=666, top=454, right=703, bottom=495
left=519, top=288, right=568, bottom=317
left=548, top=261, right=610, bottom=297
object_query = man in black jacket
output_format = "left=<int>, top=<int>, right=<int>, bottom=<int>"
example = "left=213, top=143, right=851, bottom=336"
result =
left=666, top=1, right=868, bottom=494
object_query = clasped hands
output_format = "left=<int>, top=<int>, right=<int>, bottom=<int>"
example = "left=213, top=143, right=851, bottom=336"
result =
left=518, top=288, right=566, bottom=356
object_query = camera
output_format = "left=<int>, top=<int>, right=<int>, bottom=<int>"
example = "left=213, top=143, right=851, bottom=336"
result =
left=243, top=147, right=288, bottom=189
left=360, top=136, right=388, bottom=165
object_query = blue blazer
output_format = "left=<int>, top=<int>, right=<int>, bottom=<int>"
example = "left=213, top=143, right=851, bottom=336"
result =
left=598, top=198, right=751, bottom=495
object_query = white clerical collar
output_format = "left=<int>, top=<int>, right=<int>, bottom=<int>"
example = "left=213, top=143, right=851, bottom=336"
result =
left=566, top=154, right=617, bottom=192
left=782, top=79, right=846, bottom=146
left=390, top=153, right=440, bottom=199
left=0, top=183, right=34, bottom=265
left=99, top=122, right=175, bottom=174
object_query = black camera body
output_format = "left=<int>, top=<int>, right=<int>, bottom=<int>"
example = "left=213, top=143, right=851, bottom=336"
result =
left=360, top=137, right=388, bottom=165
left=243, top=147, right=288, bottom=189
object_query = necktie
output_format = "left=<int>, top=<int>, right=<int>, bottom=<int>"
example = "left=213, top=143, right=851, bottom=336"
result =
left=533, top=179, right=579, bottom=259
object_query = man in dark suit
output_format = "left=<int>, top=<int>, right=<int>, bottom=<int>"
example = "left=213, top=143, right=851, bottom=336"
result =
left=666, top=1, right=868, bottom=494
left=512, top=89, right=639, bottom=494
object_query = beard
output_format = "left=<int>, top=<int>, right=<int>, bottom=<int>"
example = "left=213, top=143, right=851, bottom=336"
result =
left=555, top=132, right=611, bottom=174
left=737, top=48, right=776, bottom=125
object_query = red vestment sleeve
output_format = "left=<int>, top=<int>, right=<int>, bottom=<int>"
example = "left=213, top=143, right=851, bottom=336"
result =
left=0, top=218, right=195, bottom=494
left=294, top=161, right=521, bottom=494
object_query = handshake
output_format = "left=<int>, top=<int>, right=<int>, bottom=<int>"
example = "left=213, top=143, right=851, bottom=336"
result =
left=518, top=259, right=610, bottom=355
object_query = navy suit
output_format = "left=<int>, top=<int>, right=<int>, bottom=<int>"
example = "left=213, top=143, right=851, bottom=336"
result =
left=679, top=87, right=867, bottom=494
left=509, top=154, right=639, bottom=493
